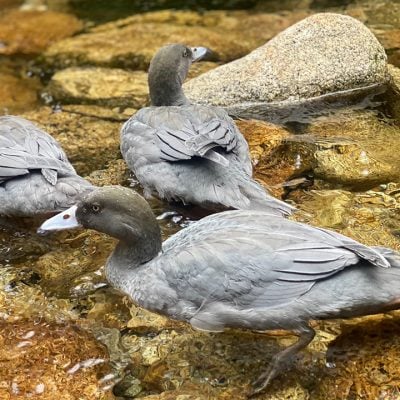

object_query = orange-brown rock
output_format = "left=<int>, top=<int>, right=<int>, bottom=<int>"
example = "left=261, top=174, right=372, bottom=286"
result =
left=0, top=10, right=83, bottom=55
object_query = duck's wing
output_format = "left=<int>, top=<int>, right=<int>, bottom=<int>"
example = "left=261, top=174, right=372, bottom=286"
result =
left=158, top=211, right=389, bottom=331
left=0, top=116, right=75, bottom=184
left=121, top=106, right=252, bottom=173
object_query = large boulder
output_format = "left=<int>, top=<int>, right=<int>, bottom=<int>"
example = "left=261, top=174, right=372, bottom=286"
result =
left=184, top=13, right=389, bottom=119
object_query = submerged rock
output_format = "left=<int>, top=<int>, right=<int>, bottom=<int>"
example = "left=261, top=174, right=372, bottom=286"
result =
left=314, top=317, right=400, bottom=400
left=0, top=9, right=83, bottom=55
left=184, top=13, right=389, bottom=118
left=295, top=187, right=400, bottom=250
left=0, top=320, right=113, bottom=399
left=47, top=67, right=149, bottom=108
left=42, top=9, right=308, bottom=70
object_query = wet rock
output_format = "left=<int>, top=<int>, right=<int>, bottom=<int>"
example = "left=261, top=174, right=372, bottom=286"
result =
left=47, top=67, right=149, bottom=108
left=62, top=104, right=135, bottom=122
left=0, top=320, right=113, bottom=399
left=285, top=136, right=395, bottom=188
left=0, top=0, right=23, bottom=10
left=236, top=119, right=294, bottom=198
left=0, top=72, right=40, bottom=114
left=184, top=13, right=389, bottom=118
left=42, top=9, right=308, bottom=70
left=127, top=304, right=184, bottom=334
left=375, top=29, right=400, bottom=67
left=87, top=159, right=130, bottom=187
left=0, top=10, right=83, bottom=55
left=298, top=107, right=400, bottom=188
left=31, top=229, right=116, bottom=296
left=387, top=64, right=400, bottom=121
left=362, top=1, right=400, bottom=30
left=21, top=107, right=122, bottom=176
left=121, top=326, right=314, bottom=399
left=0, top=222, right=52, bottom=263
left=295, top=187, right=400, bottom=250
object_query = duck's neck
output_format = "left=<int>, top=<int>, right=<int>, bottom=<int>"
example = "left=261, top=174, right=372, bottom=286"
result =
left=106, top=220, right=162, bottom=288
left=148, top=68, right=190, bottom=106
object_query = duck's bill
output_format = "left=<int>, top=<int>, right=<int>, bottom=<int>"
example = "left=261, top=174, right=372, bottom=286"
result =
left=37, top=205, right=81, bottom=234
left=191, top=47, right=208, bottom=62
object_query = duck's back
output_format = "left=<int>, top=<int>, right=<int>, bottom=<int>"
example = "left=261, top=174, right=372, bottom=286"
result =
left=0, top=116, right=92, bottom=216
left=123, top=210, right=389, bottom=332
left=0, top=115, right=76, bottom=184
left=121, top=104, right=251, bottom=171
left=121, top=105, right=294, bottom=215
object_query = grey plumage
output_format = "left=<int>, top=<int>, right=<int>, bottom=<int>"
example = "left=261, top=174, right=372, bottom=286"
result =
left=0, top=115, right=93, bottom=216
left=120, top=44, right=294, bottom=216
left=39, top=186, right=400, bottom=394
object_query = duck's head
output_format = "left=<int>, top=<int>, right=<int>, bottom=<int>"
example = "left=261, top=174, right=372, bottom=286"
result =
left=38, top=186, right=161, bottom=247
left=148, top=43, right=208, bottom=106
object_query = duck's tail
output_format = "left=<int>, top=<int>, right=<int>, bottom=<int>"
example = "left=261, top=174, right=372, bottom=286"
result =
left=219, top=163, right=295, bottom=216
left=237, top=176, right=296, bottom=216
left=372, top=247, right=400, bottom=268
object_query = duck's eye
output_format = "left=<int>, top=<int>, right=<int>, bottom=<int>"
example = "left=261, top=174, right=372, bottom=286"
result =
left=182, top=49, right=189, bottom=58
left=91, top=204, right=101, bottom=213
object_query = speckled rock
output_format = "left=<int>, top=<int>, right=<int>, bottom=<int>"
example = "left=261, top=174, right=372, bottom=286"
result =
left=47, top=67, right=149, bottom=108
left=42, top=9, right=308, bottom=70
left=21, top=107, right=121, bottom=176
left=0, top=10, right=83, bottom=55
left=184, top=13, right=389, bottom=118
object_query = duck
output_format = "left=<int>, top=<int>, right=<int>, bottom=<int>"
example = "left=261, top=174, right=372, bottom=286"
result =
left=0, top=115, right=94, bottom=216
left=120, top=44, right=294, bottom=216
left=38, top=185, right=400, bottom=396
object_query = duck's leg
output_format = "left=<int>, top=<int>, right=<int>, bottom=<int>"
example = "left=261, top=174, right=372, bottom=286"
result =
left=248, top=325, right=315, bottom=397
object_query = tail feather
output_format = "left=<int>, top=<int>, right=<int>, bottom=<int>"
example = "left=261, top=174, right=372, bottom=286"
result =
left=235, top=172, right=296, bottom=216
left=372, top=247, right=400, bottom=267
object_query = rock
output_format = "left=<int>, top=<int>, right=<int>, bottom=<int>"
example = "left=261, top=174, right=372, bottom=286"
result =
left=375, top=29, right=400, bottom=67
left=62, top=104, right=135, bottom=122
left=42, top=9, right=308, bottom=70
left=87, top=159, right=130, bottom=187
left=362, top=1, right=400, bottom=30
left=0, top=72, right=39, bottom=114
left=21, top=107, right=122, bottom=176
left=0, top=320, right=113, bottom=400
left=32, top=229, right=116, bottom=296
left=235, top=119, right=294, bottom=198
left=295, top=187, right=400, bottom=250
left=300, top=107, right=400, bottom=188
left=47, top=67, right=149, bottom=108
left=285, top=135, right=396, bottom=188
left=387, top=64, right=400, bottom=121
left=184, top=13, right=389, bottom=119
left=0, top=10, right=83, bottom=55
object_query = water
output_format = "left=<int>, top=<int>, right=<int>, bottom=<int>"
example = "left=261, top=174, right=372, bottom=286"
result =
left=0, top=0, right=400, bottom=399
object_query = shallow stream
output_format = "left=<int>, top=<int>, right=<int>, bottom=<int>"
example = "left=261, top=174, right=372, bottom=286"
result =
left=1, top=0, right=400, bottom=399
